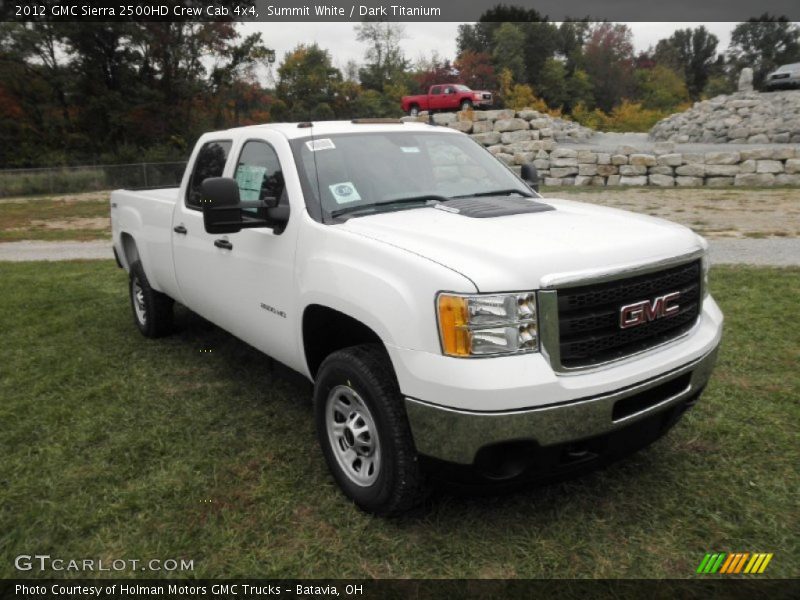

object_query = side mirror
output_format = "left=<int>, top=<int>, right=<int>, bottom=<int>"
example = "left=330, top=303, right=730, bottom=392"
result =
left=521, top=163, right=539, bottom=193
left=201, top=177, right=291, bottom=235
left=202, top=177, right=242, bottom=234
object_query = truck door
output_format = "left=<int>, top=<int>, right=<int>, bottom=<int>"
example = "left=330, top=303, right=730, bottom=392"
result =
left=428, top=86, right=443, bottom=111
left=174, top=133, right=301, bottom=369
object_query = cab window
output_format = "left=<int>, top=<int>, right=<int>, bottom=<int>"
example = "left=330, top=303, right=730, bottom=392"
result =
left=234, top=140, right=286, bottom=214
left=430, top=86, right=442, bottom=95
left=186, top=140, right=232, bottom=209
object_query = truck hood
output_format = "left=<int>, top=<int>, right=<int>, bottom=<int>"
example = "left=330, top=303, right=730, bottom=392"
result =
left=340, top=198, right=704, bottom=292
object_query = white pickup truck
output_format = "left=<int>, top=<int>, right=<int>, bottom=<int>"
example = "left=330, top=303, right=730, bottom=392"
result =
left=111, top=120, right=723, bottom=515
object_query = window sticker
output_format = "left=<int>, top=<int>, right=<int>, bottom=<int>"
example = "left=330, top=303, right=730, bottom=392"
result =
left=328, top=182, right=361, bottom=205
left=306, top=138, right=336, bottom=152
left=400, top=146, right=421, bottom=153
left=235, top=164, right=267, bottom=201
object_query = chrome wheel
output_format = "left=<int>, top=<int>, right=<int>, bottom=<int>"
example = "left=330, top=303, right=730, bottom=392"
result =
left=326, top=385, right=381, bottom=487
left=132, top=277, right=147, bottom=325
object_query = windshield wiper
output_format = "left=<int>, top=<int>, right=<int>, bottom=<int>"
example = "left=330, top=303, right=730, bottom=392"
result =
left=330, top=194, right=449, bottom=220
left=452, top=188, right=535, bottom=199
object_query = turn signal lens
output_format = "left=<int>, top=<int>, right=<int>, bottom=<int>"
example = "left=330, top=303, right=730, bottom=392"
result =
left=438, top=295, right=471, bottom=356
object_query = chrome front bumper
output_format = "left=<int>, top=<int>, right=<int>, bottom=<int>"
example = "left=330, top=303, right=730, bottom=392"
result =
left=404, top=345, right=719, bottom=465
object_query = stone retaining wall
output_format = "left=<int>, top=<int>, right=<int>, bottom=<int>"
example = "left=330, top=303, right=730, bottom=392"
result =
left=403, top=109, right=800, bottom=187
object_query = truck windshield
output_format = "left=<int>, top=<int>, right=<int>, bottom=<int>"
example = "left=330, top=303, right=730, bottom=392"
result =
left=291, top=131, right=536, bottom=222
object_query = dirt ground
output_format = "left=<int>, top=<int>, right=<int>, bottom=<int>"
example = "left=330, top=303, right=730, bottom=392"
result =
left=542, top=187, right=800, bottom=239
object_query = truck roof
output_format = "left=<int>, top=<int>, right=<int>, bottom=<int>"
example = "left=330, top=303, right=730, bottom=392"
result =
left=206, top=120, right=454, bottom=140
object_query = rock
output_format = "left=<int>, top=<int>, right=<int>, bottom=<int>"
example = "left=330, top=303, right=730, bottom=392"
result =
left=551, top=148, right=578, bottom=158
left=649, top=174, right=675, bottom=187
left=656, top=153, right=683, bottom=167
left=513, top=152, right=536, bottom=165
left=682, top=153, right=706, bottom=164
left=649, top=166, right=674, bottom=176
left=705, top=164, right=741, bottom=177
left=735, top=173, right=776, bottom=186
left=481, top=109, right=515, bottom=121
left=738, top=69, right=753, bottom=92
left=676, top=176, right=704, bottom=186
left=500, top=129, right=532, bottom=144
left=495, top=153, right=515, bottom=165
left=471, top=120, right=494, bottom=134
left=619, top=176, right=648, bottom=186
left=611, top=154, right=629, bottom=165
left=615, top=145, right=639, bottom=155
left=606, top=174, right=621, bottom=186
left=756, top=160, right=783, bottom=174
left=675, top=164, right=705, bottom=177
left=552, top=157, right=578, bottom=167
left=747, top=133, right=770, bottom=144
left=473, top=132, right=501, bottom=146
left=630, top=153, right=657, bottom=167
left=578, top=164, right=598, bottom=176
left=739, top=160, right=756, bottom=174
left=543, top=177, right=564, bottom=186
left=433, top=112, right=456, bottom=125
left=785, top=159, right=800, bottom=174
left=597, top=153, right=611, bottom=165
left=487, top=145, right=504, bottom=155
left=596, top=164, right=618, bottom=177
left=494, top=118, right=529, bottom=132
left=550, top=166, right=579, bottom=177
left=706, top=177, right=735, bottom=187
left=532, top=159, right=550, bottom=170
left=705, top=151, right=741, bottom=165
left=619, top=165, right=647, bottom=176
left=448, top=121, right=473, bottom=134
left=776, top=173, right=800, bottom=185
left=771, top=147, right=795, bottom=160
left=576, top=150, right=598, bottom=164
left=516, top=110, right=539, bottom=120
left=574, top=175, right=594, bottom=186
left=654, top=141, right=676, bottom=154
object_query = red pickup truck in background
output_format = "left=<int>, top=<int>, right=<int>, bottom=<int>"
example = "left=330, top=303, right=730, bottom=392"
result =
left=401, top=84, right=493, bottom=116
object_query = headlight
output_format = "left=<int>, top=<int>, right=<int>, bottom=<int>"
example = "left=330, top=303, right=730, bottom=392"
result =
left=437, top=292, right=538, bottom=357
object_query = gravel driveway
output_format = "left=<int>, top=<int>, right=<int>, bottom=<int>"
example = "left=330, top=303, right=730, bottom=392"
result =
left=1, top=238, right=798, bottom=266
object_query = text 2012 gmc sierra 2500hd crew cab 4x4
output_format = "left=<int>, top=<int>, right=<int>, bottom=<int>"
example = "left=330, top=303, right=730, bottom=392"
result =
left=111, top=119, right=723, bottom=515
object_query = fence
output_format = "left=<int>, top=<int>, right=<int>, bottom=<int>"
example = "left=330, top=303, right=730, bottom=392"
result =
left=0, top=162, right=188, bottom=198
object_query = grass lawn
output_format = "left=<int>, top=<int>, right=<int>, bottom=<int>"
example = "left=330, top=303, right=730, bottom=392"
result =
left=0, top=261, right=797, bottom=579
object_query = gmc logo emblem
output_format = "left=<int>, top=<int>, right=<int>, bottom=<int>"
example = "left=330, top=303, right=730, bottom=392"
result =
left=619, top=292, right=681, bottom=329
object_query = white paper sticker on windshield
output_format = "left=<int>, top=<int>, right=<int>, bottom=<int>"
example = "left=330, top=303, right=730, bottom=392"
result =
left=329, top=182, right=361, bottom=205
left=306, top=138, right=335, bottom=152
left=400, top=146, right=421, bottom=153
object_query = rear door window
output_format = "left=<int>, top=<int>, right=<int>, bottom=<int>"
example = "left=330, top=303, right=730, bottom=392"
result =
left=186, top=140, right=232, bottom=209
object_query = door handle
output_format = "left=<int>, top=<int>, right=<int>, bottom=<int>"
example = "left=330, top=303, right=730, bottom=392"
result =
left=214, top=239, right=233, bottom=250
left=173, top=225, right=187, bottom=234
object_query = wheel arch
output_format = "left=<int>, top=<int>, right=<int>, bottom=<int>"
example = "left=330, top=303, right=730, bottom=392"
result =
left=302, top=304, right=385, bottom=379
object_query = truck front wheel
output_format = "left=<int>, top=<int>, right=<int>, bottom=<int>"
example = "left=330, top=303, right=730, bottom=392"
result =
left=460, top=99, right=473, bottom=111
left=313, top=345, right=428, bottom=515
left=408, top=104, right=420, bottom=116
left=129, top=261, right=174, bottom=338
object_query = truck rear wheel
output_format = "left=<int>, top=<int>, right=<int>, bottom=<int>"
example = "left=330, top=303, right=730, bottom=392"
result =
left=313, top=344, right=429, bottom=515
left=129, top=261, right=174, bottom=338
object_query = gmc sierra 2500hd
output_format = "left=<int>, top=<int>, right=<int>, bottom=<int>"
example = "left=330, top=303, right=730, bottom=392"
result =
left=111, top=119, right=723, bottom=515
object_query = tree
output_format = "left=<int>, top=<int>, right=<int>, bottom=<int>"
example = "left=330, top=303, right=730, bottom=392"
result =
left=454, top=51, right=497, bottom=91
left=636, top=65, right=689, bottom=111
left=276, top=44, right=341, bottom=121
left=583, top=23, right=635, bottom=112
left=654, top=26, right=719, bottom=100
left=728, top=15, right=800, bottom=87
left=537, top=58, right=568, bottom=108
left=492, top=23, right=526, bottom=83
left=354, top=22, right=408, bottom=92
left=564, top=68, right=594, bottom=112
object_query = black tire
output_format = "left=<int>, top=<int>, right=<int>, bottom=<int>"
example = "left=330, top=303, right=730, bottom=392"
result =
left=460, top=99, right=473, bottom=111
left=313, top=344, right=428, bottom=515
left=408, top=104, right=420, bottom=116
left=129, top=260, right=174, bottom=338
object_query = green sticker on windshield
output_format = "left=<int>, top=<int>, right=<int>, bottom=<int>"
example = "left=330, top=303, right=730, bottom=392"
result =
left=329, top=182, right=361, bottom=205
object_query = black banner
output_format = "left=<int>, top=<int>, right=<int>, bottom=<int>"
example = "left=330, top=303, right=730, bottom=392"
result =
left=2, top=579, right=800, bottom=600
left=2, top=0, right=800, bottom=22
